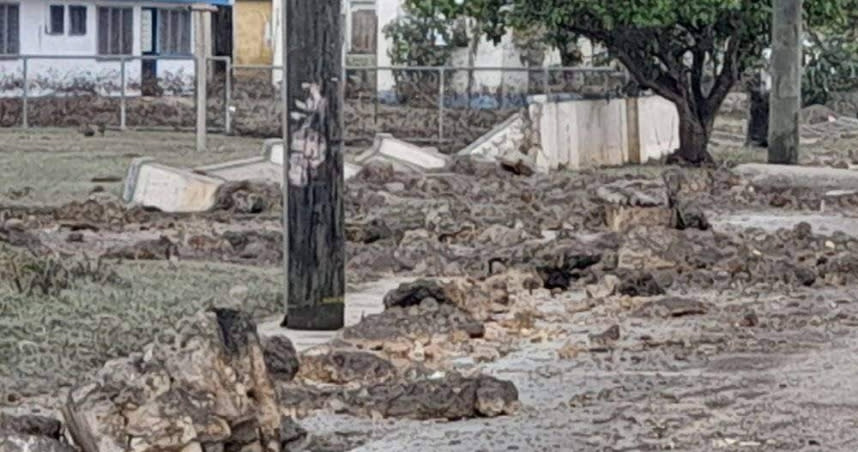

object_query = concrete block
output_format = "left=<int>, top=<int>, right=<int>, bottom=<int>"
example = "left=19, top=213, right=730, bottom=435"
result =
left=196, top=157, right=281, bottom=185
left=125, top=162, right=223, bottom=213
left=264, top=139, right=285, bottom=165
left=122, top=157, right=155, bottom=203
left=458, top=113, right=523, bottom=161
left=357, top=134, right=449, bottom=172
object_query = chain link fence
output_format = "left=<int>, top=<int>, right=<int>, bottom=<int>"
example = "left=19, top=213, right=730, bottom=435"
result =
left=0, top=56, right=629, bottom=153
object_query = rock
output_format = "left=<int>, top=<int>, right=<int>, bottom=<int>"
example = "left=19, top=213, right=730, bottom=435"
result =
left=103, top=236, right=178, bottom=260
left=739, top=310, right=760, bottom=328
left=62, top=308, right=282, bottom=452
left=0, top=433, right=76, bottom=452
left=343, top=304, right=484, bottom=346
left=66, top=232, right=84, bottom=243
left=297, top=350, right=396, bottom=385
left=261, top=336, right=299, bottom=382
left=632, top=297, right=708, bottom=318
left=585, top=274, right=620, bottom=299
left=337, top=374, right=519, bottom=420
left=355, top=161, right=396, bottom=184
left=499, top=150, right=535, bottom=176
left=279, top=417, right=307, bottom=448
left=212, top=181, right=281, bottom=214
left=589, top=325, right=620, bottom=348
left=345, top=218, right=393, bottom=244
left=383, top=280, right=452, bottom=310
left=616, top=271, right=666, bottom=297
left=0, top=414, right=62, bottom=439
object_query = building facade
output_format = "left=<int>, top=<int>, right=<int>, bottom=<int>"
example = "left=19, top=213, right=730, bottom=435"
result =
left=0, top=0, right=231, bottom=96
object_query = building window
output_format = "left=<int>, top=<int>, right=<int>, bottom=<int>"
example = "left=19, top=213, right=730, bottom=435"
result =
left=97, top=6, right=132, bottom=55
left=47, top=4, right=64, bottom=35
left=69, top=5, right=86, bottom=36
left=0, top=3, right=19, bottom=54
left=350, top=9, right=377, bottom=55
left=158, top=9, right=190, bottom=55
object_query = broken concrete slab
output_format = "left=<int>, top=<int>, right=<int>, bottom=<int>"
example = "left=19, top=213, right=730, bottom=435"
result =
left=356, top=134, right=449, bottom=172
left=457, top=113, right=524, bottom=162
left=735, top=163, right=858, bottom=191
left=265, top=138, right=361, bottom=181
left=123, top=161, right=223, bottom=213
left=196, top=157, right=281, bottom=185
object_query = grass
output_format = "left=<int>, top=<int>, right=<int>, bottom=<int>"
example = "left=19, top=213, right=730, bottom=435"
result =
left=0, top=258, right=283, bottom=401
left=0, top=128, right=264, bottom=207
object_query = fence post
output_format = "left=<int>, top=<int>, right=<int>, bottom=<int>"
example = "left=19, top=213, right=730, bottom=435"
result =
left=120, top=57, right=127, bottom=131
left=21, top=57, right=28, bottom=129
left=438, top=67, right=445, bottom=146
left=544, top=65, right=550, bottom=98
left=224, top=59, right=232, bottom=135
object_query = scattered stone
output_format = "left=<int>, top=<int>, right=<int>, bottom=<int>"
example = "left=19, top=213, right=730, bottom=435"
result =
left=616, top=271, right=665, bottom=297
left=586, top=274, right=621, bottom=299
left=63, top=308, right=282, bottom=452
left=589, top=325, right=620, bottom=348
left=0, top=433, right=76, bottom=452
left=338, top=374, right=519, bottom=420
left=343, top=303, right=484, bottom=346
left=262, top=336, right=300, bottom=382
left=212, top=181, right=281, bottom=214
left=632, top=297, right=709, bottom=318
left=0, top=414, right=62, bottom=439
left=65, top=232, right=84, bottom=243
left=346, top=217, right=394, bottom=244
left=103, top=235, right=178, bottom=260
left=739, top=310, right=760, bottom=328
left=383, top=279, right=452, bottom=310
left=279, top=417, right=308, bottom=449
left=297, top=350, right=396, bottom=385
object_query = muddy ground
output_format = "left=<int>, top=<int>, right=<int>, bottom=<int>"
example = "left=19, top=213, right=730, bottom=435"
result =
left=3, top=107, right=858, bottom=450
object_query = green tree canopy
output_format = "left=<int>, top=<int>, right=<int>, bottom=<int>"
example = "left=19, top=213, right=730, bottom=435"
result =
left=416, top=0, right=852, bottom=164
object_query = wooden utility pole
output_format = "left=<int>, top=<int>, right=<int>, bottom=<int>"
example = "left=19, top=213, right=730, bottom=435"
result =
left=280, top=0, right=345, bottom=330
left=768, top=0, right=802, bottom=164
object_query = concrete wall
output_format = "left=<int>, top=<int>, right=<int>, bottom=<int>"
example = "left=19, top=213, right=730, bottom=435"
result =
left=0, top=0, right=197, bottom=96
left=530, top=95, right=676, bottom=170
left=234, top=0, right=273, bottom=65
left=461, top=94, right=679, bottom=172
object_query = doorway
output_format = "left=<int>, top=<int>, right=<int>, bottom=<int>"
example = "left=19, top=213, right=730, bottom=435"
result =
left=141, top=7, right=159, bottom=96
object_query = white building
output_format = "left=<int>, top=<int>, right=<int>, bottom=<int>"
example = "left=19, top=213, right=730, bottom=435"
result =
left=0, top=0, right=231, bottom=96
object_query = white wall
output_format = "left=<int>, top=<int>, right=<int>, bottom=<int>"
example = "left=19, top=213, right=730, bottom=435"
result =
left=0, top=0, right=196, bottom=96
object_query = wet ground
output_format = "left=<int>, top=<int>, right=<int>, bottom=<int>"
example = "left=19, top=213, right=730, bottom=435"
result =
left=4, top=113, right=858, bottom=450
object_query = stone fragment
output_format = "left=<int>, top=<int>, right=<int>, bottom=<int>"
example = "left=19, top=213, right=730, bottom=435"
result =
left=0, top=433, right=76, bottom=452
left=63, top=309, right=282, bottom=452
left=261, top=336, right=299, bottom=382
left=0, top=414, right=62, bottom=439
left=297, top=350, right=396, bottom=385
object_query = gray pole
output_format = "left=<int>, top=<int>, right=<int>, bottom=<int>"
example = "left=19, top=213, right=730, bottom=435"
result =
left=193, top=4, right=214, bottom=152
left=768, top=0, right=802, bottom=164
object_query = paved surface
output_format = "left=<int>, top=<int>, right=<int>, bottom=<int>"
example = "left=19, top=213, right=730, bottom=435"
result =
left=257, top=277, right=412, bottom=351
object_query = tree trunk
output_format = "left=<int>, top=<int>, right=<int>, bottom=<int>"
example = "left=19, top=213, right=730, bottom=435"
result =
left=768, top=0, right=802, bottom=164
left=675, top=108, right=714, bottom=165
left=281, top=0, right=345, bottom=330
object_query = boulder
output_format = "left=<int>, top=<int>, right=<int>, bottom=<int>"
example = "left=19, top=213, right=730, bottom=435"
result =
left=0, top=433, right=76, bottom=452
left=0, top=414, right=62, bottom=439
left=63, top=309, right=282, bottom=452
left=261, top=336, right=299, bottom=382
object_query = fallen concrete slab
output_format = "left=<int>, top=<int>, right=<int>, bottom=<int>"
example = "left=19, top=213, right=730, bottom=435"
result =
left=458, top=113, right=524, bottom=161
left=735, top=163, right=858, bottom=191
left=123, top=161, right=223, bottom=213
left=265, top=138, right=362, bottom=181
left=196, top=157, right=281, bottom=185
left=356, top=133, right=449, bottom=172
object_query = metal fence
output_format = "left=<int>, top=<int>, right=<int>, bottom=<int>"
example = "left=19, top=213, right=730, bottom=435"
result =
left=0, top=55, right=628, bottom=153
left=229, top=64, right=629, bottom=152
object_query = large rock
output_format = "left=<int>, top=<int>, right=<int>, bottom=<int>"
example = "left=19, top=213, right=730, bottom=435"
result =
left=0, top=433, right=76, bottom=452
left=63, top=309, right=282, bottom=452
left=0, top=414, right=62, bottom=439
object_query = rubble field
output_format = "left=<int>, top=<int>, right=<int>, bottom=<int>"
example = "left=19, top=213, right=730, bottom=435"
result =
left=3, top=108, right=858, bottom=450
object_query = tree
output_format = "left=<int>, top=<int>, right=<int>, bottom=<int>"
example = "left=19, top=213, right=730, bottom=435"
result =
left=423, top=0, right=850, bottom=165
